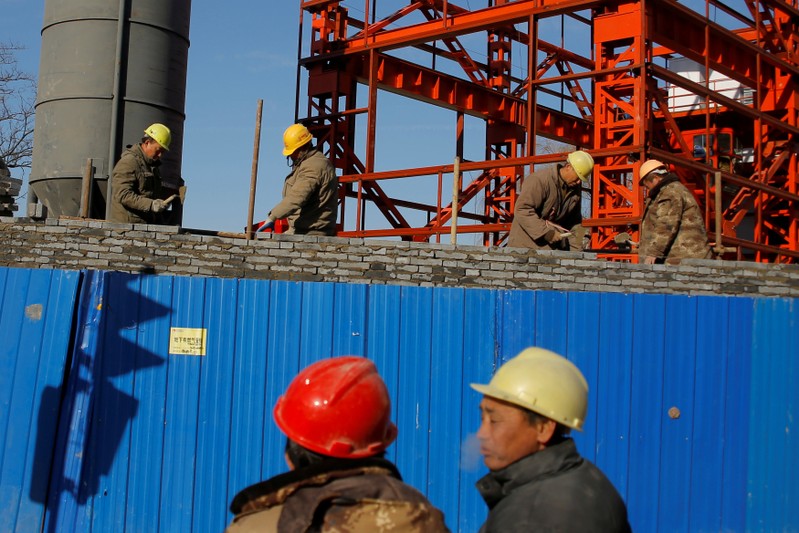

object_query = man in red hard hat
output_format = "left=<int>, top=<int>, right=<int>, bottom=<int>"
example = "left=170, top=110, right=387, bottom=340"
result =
left=226, top=356, right=449, bottom=532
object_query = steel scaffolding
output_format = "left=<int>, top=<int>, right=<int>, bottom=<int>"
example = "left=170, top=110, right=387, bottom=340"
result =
left=296, top=0, right=798, bottom=262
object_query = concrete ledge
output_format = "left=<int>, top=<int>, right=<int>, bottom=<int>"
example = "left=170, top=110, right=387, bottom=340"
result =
left=1, top=218, right=797, bottom=297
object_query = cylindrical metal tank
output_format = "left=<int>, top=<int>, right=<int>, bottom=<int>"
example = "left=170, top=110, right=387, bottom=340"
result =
left=30, top=0, right=191, bottom=220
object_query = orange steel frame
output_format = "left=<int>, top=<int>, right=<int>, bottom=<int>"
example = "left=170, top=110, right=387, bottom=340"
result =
left=296, top=0, right=798, bottom=262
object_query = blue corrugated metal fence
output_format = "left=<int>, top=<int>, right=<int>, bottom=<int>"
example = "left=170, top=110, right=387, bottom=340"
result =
left=0, top=267, right=796, bottom=532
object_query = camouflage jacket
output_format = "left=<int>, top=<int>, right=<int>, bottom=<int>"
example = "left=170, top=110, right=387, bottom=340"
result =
left=507, top=164, right=583, bottom=251
left=109, top=143, right=163, bottom=224
left=639, top=175, right=711, bottom=263
left=226, top=457, right=450, bottom=533
left=269, top=147, right=338, bottom=236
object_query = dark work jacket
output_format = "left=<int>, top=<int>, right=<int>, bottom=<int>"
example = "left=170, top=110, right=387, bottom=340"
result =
left=109, top=143, right=163, bottom=224
left=226, top=457, right=449, bottom=533
left=476, top=438, right=631, bottom=533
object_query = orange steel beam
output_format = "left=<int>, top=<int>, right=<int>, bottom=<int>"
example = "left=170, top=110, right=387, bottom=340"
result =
left=338, top=0, right=613, bottom=53
left=299, top=0, right=798, bottom=261
left=648, top=0, right=799, bottom=87
left=333, top=53, right=593, bottom=144
left=648, top=63, right=799, bottom=136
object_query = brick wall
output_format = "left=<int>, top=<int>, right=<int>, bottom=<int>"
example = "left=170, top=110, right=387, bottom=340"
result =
left=2, top=217, right=797, bottom=297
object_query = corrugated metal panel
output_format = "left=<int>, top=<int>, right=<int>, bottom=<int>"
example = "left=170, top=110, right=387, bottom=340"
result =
left=627, top=293, right=668, bottom=532
left=0, top=268, right=80, bottom=533
left=749, top=298, right=798, bottom=532
left=395, top=286, right=434, bottom=493
left=3, top=269, right=797, bottom=533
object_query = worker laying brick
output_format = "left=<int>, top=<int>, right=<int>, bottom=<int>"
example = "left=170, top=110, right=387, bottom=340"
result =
left=507, top=150, right=594, bottom=251
left=258, top=123, right=338, bottom=236
left=637, top=159, right=712, bottom=264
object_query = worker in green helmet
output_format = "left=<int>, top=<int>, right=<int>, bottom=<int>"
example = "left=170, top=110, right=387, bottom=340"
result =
left=472, top=347, right=631, bottom=533
left=109, top=123, right=172, bottom=224
left=507, top=150, right=593, bottom=251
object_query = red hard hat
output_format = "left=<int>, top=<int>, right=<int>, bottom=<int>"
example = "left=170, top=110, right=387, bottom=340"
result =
left=273, top=356, right=398, bottom=458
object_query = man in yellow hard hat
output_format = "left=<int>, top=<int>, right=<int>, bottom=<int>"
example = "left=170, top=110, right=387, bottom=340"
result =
left=637, top=159, right=712, bottom=264
left=507, top=150, right=593, bottom=251
left=109, top=123, right=172, bottom=224
left=258, top=124, right=338, bottom=236
left=471, top=347, right=631, bottom=532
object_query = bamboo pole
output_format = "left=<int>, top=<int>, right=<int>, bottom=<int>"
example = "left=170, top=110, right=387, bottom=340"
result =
left=80, top=158, right=94, bottom=218
left=451, top=156, right=461, bottom=244
left=246, top=99, right=264, bottom=240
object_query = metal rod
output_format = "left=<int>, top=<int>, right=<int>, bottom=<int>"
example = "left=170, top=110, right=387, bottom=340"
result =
left=451, top=156, right=461, bottom=244
left=106, top=0, right=130, bottom=220
left=246, top=99, right=264, bottom=241
left=294, top=2, right=304, bottom=123
left=715, top=171, right=723, bottom=258
left=80, top=158, right=94, bottom=218
left=366, top=49, right=378, bottom=173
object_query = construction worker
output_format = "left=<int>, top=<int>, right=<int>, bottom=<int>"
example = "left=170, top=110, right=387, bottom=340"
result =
left=637, top=159, right=712, bottom=264
left=507, top=150, right=594, bottom=251
left=109, top=123, right=171, bottom=224
left=471, top=347, right=631, bottom=533
left=226, top=356, right=450, bottom=532
left=258, top=123, right=338, bottom=235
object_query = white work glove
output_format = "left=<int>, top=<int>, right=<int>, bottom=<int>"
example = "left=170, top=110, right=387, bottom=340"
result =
left=256, top=217, right=275, bottom=233
left=544, top=221, right=573, bottom=241
left=151, top=199, right=167, bottom=213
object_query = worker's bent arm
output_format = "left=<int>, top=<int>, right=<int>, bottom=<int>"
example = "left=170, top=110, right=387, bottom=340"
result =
left=269, top=167, right=319, bottom=220
left=512, top=176, right=550, bottom=241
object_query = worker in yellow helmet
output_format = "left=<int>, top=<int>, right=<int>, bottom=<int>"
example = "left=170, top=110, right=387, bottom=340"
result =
left=637, top=159, right=712, bottom=264
left=507, top=150, right=593, bottom=251
left=472, top=347, right=631, bottom=532
left=258, top=124, right=338, bottom=235
left=109, top=123, right=172, bottom=224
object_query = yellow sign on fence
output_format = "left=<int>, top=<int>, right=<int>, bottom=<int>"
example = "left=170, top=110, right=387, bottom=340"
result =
left=169, top=327, right=207, bottom=356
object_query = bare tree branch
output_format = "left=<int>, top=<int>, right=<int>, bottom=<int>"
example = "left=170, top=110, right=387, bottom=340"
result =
left=0, top=42, right=36, bottom=170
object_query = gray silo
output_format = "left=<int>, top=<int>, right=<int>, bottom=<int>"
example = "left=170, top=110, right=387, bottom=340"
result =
left=30, top=0, right=191, bottom=221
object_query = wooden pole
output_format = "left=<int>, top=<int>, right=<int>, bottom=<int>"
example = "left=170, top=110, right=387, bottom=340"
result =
left=80, top=158, right=94, bottom=218
left=451, top=156, right=461, bottom=244
left=246, top=99, right=264, bottom=240
left=715, top=171, right=723, bottom=258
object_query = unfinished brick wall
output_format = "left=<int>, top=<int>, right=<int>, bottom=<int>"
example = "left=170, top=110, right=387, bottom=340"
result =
left=1, top=217, right=797, bottom=297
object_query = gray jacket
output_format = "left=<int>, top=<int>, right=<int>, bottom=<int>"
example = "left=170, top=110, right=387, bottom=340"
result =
left=270, top=148, right=338, bottom=235
left=476, top=438, right=631, bottom=533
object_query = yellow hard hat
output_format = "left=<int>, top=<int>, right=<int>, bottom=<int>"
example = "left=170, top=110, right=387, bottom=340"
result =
left=282, top=123, right=313, bottom=156
left=470, top=347, right=588, bottom=431
left=144, top=123, right=171, bottom=151
left=567, top=150, right=594, bottom=181
left=639, top=159, right=666, bottom=183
